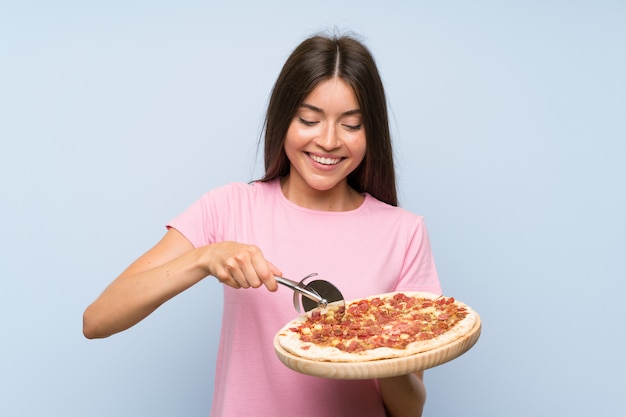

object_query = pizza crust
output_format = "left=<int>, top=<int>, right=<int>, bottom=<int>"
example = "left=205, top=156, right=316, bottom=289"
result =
left=276, top=291, right=478, bottom=363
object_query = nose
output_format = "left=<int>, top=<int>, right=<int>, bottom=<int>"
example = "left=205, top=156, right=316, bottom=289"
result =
left=317, top=123, right=340, bottom=150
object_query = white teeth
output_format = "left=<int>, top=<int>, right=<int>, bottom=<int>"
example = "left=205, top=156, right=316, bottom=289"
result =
left=310, top=154, right=341, bottom=165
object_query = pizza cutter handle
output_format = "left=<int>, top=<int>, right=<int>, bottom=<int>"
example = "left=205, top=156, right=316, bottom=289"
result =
left=275, top=276, right=328, bottom=310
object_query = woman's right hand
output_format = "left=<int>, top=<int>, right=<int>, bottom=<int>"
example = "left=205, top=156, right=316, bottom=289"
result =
left=202, top=241, right=281, bottom=292
left=83, top=229, right=280, bottom=339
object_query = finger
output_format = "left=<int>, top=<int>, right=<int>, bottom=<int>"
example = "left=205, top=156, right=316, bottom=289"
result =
left=223, top=249, right=258, bottom=289
left=240, top=261, right=263, bottom=289
left=254, top=259, right=280, bottom=292
left=214, top=266, right=242, bottom=289
left=227, top=279, right=242, bottom=289
left=222, top=262, right=250, bottom=289
left=267, top=260, right=282, bottom=278
left=231, top=269, right=251, bottom=288
left=244, top=248, right=281, bottom=291
left=249, top=251, right=278, bottom=290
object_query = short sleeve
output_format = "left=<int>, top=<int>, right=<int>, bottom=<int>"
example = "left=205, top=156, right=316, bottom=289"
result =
left=393, top=216, right=442, bottom=295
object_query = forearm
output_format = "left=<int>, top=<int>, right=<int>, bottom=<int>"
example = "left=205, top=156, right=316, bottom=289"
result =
left=83, top=229, right=280, bottom=339
left=83, top=246, right=208, bottom=339
left=378, top=371, right=426, bottom=417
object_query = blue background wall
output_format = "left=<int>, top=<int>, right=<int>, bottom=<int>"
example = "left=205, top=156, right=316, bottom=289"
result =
left=1, top=1, right=624, bottom=416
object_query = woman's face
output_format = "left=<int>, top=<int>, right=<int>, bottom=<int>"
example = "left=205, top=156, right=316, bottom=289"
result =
left=283, top=77, right=366, bottom=199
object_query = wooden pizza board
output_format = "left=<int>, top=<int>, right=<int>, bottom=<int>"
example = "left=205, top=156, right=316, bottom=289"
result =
left=273, top=315, right=481, bottom=380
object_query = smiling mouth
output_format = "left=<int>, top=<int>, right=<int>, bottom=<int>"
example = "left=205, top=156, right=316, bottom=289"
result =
left=309, top=153, right=342, bottom=165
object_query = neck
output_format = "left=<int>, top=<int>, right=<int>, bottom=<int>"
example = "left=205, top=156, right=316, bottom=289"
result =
left=280, top=176, right=364, bottom=212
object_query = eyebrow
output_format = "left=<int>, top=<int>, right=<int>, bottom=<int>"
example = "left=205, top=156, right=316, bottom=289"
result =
left=300, top=103, right=362, bottom=116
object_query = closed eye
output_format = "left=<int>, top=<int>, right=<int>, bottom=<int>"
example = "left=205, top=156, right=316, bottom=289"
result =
left=299, top=117, right=319, bottom=126
left=342, top=124, right=362, bottom=131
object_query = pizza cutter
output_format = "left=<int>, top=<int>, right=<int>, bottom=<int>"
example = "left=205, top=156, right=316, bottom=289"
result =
left=275, top=273, right=345, bottom=318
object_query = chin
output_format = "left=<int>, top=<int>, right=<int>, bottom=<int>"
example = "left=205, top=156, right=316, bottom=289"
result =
left=305, top=178, right=345, bottom=192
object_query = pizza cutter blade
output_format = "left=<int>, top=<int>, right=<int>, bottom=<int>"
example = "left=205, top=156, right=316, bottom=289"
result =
left=275, top=273, right=345, bottom=319
left=298, top=276, right=345, bottom=320
left=301, top=280, right=346, bottom=318
left=275, top=274, right=327, bottom=312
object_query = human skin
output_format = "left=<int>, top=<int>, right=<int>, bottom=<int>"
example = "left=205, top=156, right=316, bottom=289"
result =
left=281, top=77, right=367, bottom=212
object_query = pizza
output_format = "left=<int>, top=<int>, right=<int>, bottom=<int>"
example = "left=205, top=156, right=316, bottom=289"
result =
left=276, top=291, right=478, bottom=363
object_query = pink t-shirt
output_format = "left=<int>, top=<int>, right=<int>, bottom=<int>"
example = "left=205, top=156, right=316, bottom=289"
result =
left=168, top=179, right=441, bottom=417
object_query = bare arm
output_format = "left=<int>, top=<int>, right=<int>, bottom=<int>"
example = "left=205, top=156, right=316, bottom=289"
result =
left=378, top=371, right=427, bottom=417
left=83, top=228, right=280, bottom=339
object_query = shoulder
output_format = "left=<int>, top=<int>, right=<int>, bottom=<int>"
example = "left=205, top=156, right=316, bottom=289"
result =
left=201, top=179, right=278, bottom=204
left=363, top=194, right=426, bottom=226
left=361, top=195, right=431, bottom=245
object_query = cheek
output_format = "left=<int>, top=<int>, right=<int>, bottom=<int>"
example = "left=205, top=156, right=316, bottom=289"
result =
left=283, top=127, right=307, bottom=165
left=351, top=136, right=367, bottom=163
left=284, top=123, right=310, bottom=149
left=283, top=126, right=298, bottom=156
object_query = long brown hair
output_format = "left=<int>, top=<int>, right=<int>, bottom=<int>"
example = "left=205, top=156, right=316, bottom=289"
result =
left=261, top=33, right=398, bottom=206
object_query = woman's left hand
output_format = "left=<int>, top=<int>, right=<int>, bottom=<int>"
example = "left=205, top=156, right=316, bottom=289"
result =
left=377, top=371, right=426, bottom=417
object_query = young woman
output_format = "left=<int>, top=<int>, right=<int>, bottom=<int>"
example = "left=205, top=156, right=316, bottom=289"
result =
left=84, top=33, right=442, bottom=417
